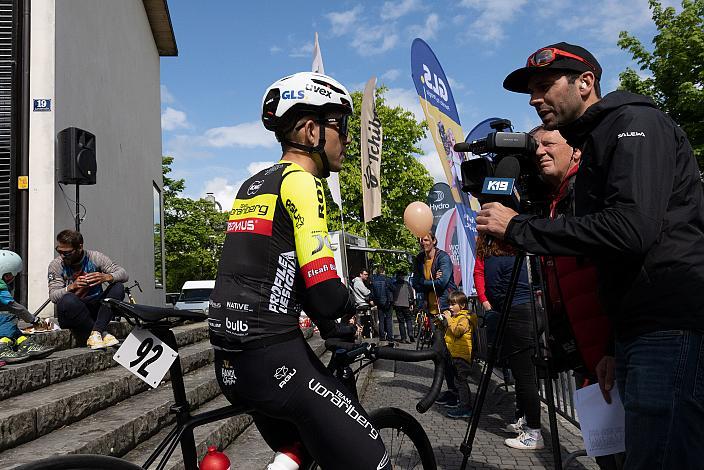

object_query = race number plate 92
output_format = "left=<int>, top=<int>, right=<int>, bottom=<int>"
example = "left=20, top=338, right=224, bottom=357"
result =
left=113, top=328, right=179, bottom=388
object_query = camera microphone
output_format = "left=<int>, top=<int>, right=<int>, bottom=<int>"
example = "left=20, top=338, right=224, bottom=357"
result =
left=453, top=142, right=472, bottom=153
left=480, top=156, right=521, bottom=211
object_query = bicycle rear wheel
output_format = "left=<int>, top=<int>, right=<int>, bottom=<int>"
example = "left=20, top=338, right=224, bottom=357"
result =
left=14, top=454, right=144, bottom=470
left=303, top=407, right=436, bottom=470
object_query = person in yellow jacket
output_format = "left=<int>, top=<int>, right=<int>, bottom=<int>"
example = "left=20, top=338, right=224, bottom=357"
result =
left=442, top=290, right=477, bottom=419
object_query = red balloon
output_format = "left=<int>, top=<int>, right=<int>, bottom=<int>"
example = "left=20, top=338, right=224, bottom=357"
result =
left=404, top=202, right=433, bottom=237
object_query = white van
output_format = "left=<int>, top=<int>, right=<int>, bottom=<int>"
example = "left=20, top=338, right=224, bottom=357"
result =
left=174, top=280, right=215, bottom=313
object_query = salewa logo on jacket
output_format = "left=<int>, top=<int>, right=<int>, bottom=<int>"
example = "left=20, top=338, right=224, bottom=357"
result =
left=617, top=131, right=645, bottom=138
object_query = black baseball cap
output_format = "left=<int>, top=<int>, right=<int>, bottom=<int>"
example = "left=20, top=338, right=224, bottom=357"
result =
left=503, top=42, right=602, bottom=94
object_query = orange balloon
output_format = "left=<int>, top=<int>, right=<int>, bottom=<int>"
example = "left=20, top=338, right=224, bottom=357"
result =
left=404, top=201, right=433, bottom=237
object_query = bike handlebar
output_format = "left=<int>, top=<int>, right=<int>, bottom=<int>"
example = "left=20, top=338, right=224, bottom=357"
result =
left=325, top=332, right=446, bottom=414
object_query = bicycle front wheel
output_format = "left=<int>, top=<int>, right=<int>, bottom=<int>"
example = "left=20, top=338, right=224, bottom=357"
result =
left=370, top=407, right=436, bottom=469
left=14, top=454, right=144, bottom=470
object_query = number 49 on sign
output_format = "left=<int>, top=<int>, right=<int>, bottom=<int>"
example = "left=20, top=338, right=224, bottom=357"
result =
left=113, top=328, right=178, bottom=388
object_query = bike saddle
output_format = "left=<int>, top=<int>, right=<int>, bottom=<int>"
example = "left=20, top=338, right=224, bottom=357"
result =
left=103, top=298, right=207, bottom=323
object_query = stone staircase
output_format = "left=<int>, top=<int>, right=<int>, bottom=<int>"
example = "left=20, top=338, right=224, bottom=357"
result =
left=0, top=320, right=343, bottom=469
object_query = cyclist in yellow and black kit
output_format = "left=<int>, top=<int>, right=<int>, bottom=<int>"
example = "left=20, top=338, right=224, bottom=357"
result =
left=209, top=72, right=390, bottom=470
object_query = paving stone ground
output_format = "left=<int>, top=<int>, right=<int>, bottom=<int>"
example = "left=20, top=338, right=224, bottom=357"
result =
left=225, top=339, right=601, bottom=469
left=360, top=342, right=600, bottom=469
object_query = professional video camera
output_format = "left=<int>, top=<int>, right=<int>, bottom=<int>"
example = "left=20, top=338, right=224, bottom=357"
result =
left=455, top=119, right=550, bottom=214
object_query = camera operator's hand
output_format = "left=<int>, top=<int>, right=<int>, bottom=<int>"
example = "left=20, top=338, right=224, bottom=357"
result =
left=595, top=355, right=615, bottom=404
left=476, top=202, right=518, bottom=239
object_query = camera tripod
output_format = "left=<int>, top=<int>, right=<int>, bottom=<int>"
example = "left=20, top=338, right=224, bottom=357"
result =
left=459, top=251, right=564, bottom=470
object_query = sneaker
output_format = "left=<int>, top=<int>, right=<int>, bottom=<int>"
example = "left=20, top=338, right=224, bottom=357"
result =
left=435, top=390, right=458, bottom=405
left=447, top=407, right=473, bottom=419
left=14, top=336, right=55, bottom=359
left=443, top=397, right=459, bottom=408
left=505, top=416, right=527, bottom=434
left=0, top=338, right=30, bottom=364
left=102, top=332, right=119, bottom=347
left=505, top=428, right=544, bottom=450
left=87, top=331, right=106, bottom=350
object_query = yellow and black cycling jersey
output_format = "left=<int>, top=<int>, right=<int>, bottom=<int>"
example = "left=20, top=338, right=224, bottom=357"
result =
left=209, top=160, right=353, bottom=350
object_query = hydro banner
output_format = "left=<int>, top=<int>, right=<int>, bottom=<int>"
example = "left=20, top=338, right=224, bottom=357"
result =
left=361, top=76, right=382, bottom=222
left=427, top=182, right=461, bottom=287
left=411, top=38, right=479, bottom=294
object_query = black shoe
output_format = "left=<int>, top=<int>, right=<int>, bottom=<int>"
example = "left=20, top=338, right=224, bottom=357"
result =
left=435, top=390, right=457, bottom=405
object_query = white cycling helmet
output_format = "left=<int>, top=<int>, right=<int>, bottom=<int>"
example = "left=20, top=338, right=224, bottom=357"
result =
left=0, top=250, right=22, bottom=278
left=261, top=72, right=353, bottom=134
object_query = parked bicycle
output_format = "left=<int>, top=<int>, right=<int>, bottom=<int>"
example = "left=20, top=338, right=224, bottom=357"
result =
left=414, top=309, right=434, bottom=351
left=17, top=298, right=446, bottom=470
left=124, top=280, right=143, bottom=304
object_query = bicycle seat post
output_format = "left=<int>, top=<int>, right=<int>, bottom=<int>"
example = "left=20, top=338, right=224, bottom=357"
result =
left=151, top=325, right=198, bottom=468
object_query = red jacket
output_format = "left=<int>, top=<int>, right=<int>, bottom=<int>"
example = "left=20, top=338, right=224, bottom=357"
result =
left=543, top=164, right=612, bottom=375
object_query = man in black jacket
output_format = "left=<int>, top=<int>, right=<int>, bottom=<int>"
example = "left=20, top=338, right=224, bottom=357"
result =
left=477, top=42, right=704, bottom=468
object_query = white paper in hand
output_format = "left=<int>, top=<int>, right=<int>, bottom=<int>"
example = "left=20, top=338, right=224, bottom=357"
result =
left=574, top=383, right=625, bottom=457
left=113, top=328, right=179, bottom=388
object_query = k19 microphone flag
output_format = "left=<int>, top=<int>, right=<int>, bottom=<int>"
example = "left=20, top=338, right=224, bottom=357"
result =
left=412, top=38, right=479, bottom=294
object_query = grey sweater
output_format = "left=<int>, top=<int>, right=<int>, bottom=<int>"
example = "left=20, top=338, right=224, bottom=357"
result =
left=48, top=250, right=128, bottom=303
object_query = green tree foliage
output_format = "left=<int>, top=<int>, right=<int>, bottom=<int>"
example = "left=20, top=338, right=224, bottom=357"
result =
left=162, top=156, right=227, bottom=291
left=325, top=87, right=433, bottom=273
left=617, top=0, right=704, bottom=169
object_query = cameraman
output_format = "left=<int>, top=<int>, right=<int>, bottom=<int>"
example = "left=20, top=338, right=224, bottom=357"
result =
left=477, top=42, right=704, bottom=468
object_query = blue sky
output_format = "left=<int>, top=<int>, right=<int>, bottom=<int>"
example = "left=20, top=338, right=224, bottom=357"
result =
left=160, top=0, right=673, bottom=208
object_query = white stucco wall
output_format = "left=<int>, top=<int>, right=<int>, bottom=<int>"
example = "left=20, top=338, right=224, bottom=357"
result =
left=28, top=0, right=165, bottom=312
left=27, top=0, right=56, bottom=312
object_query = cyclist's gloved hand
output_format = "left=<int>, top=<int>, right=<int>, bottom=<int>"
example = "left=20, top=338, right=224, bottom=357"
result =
left=317, top=319, right=356, bottom=341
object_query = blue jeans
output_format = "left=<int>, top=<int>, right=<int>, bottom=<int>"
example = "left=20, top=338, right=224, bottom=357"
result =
left=377, top=306, right=393, bottom=341
left=615, top=330, right=704, bottom=470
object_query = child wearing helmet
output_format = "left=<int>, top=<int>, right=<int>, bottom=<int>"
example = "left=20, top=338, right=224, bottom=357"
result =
left=0, top=250, right=54, bottom=363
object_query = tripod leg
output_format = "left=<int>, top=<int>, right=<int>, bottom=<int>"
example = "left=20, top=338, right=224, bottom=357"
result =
left=460, top=255, right=525, bottom=470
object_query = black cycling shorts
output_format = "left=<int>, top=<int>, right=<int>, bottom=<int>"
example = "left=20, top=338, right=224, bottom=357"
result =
left=214, top=336, right=391, bottom=470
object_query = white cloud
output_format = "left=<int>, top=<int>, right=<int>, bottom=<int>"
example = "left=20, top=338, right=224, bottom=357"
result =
left=408, top=13, right=439, bottom=40
left=199, top=160, right=277, bottom=210
left=554, top=0, right=655, bottom=45
left=384, top=87, right=424, bottom=122
left=289, top=42, right=314, bottom=58
left=160, top=84, right=175, bottom=105
left=202, top=121, right=278, bottom=148
left=326, top=6, right=363, bottom=36
left=448, top=76, right=465, bottom=91
left=247, top=160, right=277, bottom=175
left=380, top=0, right=422, bottom=20
left=161, top=107, right=189, bottom=131
left=381, top=69, right=402, bottom=82
left=459, top=0, right=528, bottom=43
left=270, top=45, right=282, bottom=54
left=417, top=150, right=447, bottom=183
left=351, top=25, right=399, bottom=56
left=201, top=177, right=240, bottom=210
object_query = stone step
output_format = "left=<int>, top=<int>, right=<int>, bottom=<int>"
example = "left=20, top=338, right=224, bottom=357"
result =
left=0, top=337, right=214, bottom=452
left=0, top=321, right=209, bottom=401
left=122, top=395, right=252, bottom=470
left=0, top=365, right=221, bottom=469
left=27, top=319, right=135, bottom=352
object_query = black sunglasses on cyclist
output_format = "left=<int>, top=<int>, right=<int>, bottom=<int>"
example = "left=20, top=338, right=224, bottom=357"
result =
left=322, top=115, right=350, bottom=139
left=526, top=47, right=597, bottom=71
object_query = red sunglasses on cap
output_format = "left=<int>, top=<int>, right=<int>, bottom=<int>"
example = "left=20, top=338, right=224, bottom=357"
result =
left=526, top=47, right=597, bottom=71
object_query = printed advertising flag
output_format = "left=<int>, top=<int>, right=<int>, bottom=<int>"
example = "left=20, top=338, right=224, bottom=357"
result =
left=427, top=182, right=462, bottom=286
left=311, top=32, right=342, bottom=209
left=361, top=76, right=383, bottom=223
left=411, top=38, right=479, bottom=294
